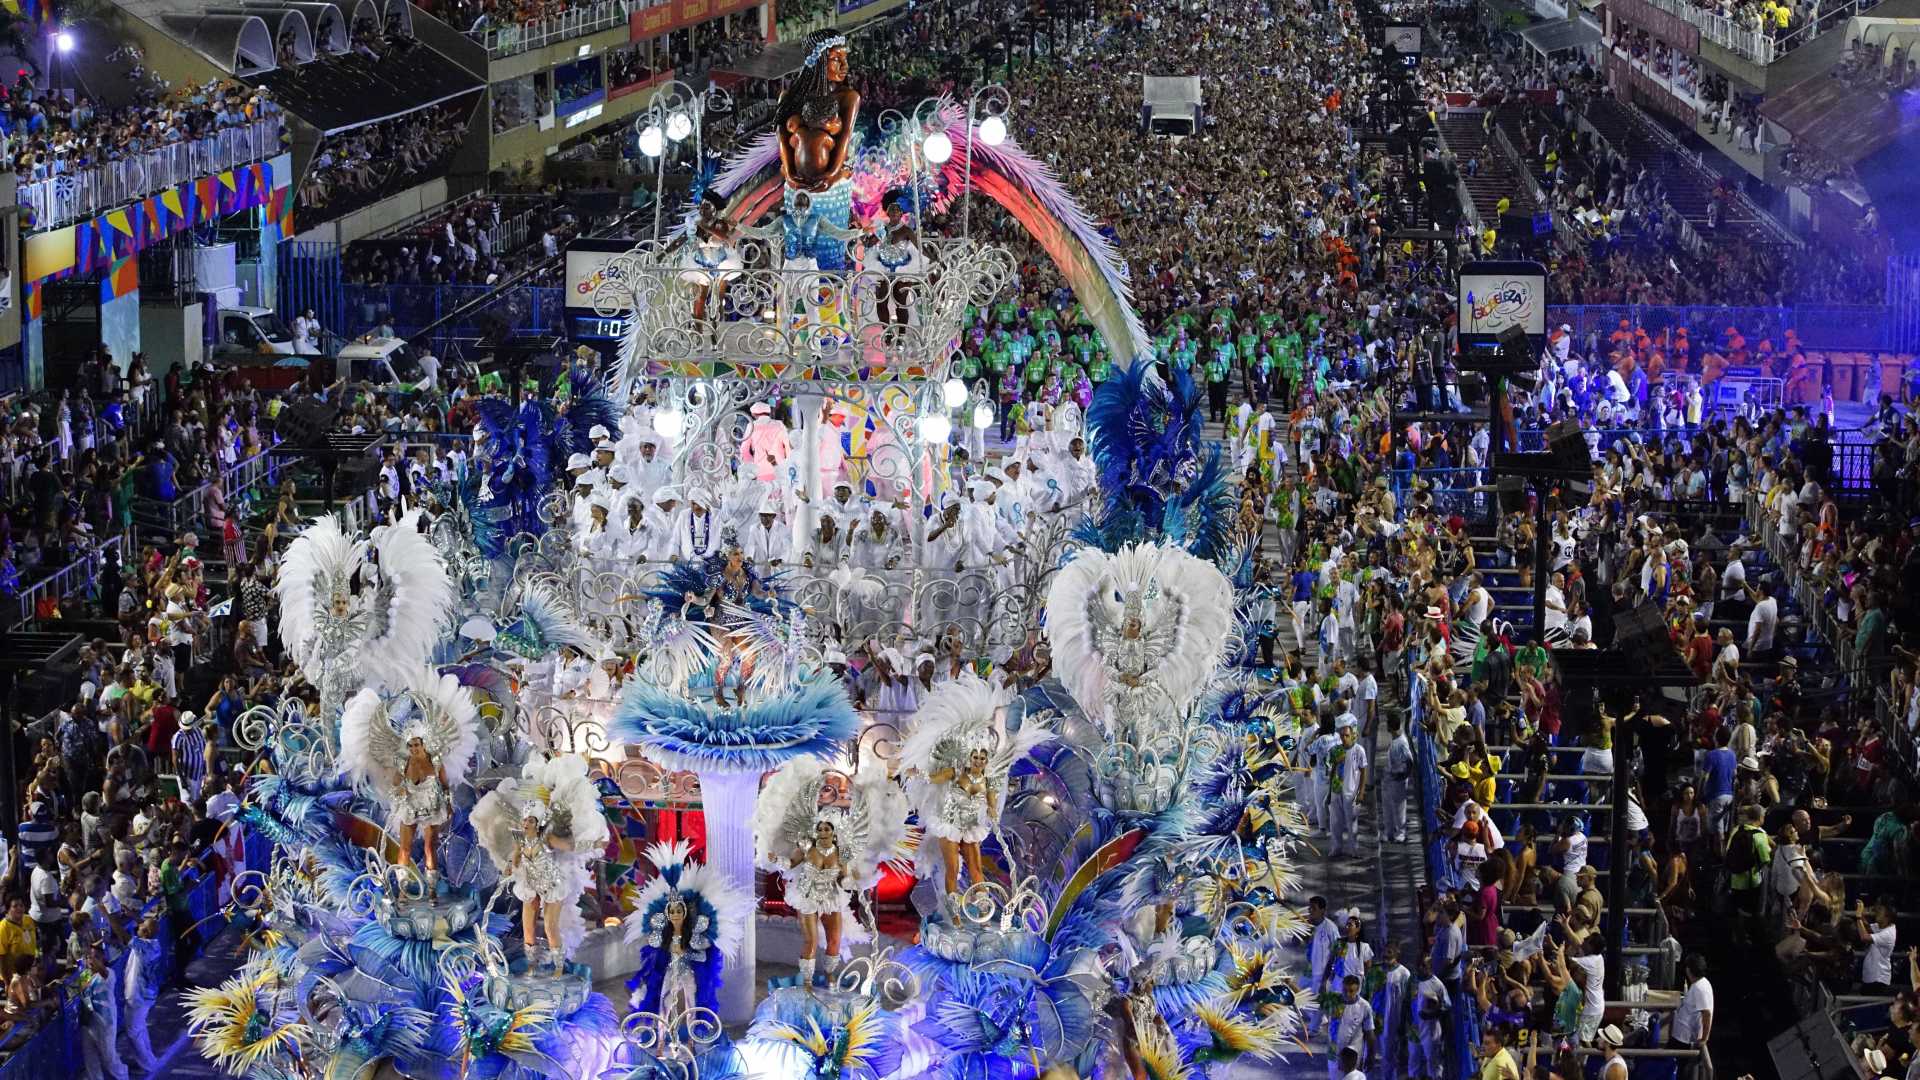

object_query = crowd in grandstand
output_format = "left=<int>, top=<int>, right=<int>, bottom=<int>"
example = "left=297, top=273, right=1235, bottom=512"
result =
left=0, top=0, right=1915, bottom=1067
left=298, top=101, right=475, bottom=218
left=2, top=74, right=278, bottom=187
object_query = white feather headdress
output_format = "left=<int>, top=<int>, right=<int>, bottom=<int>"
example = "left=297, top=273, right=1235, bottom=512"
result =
left=339, top=667, right=483, bottom=796
left=359, top=510, right=456, bottom=689
left=275, top=513, right=361, bottom=667
left=1043, top=542, right=1234, bottom=720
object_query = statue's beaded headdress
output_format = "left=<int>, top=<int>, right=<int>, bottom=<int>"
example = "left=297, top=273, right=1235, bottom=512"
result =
left=803, top=34, right=847, bottom=69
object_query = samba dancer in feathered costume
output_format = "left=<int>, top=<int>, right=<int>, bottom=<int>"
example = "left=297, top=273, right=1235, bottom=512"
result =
left=754, top=760, right=908, bottom=987
left=1044, top=543, right=1234, bottom=753
left=338, top=668, right=482, bottom=881
left=277, top=511, right=454, bottom=717
left=624, top=840, right=751, bottom=1021
left=648, top=542, right=806, bottom=707
left=471, top=754, right=611, bottom=970
left=897, top=674, right=1053, bottom=902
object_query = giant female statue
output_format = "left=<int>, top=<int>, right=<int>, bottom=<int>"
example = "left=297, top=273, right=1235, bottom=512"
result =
left=775, top=30, right=860, bottom=271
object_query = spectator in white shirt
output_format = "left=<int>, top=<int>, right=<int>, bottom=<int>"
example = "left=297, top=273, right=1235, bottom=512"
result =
left=1856, top=899, right=1898, bottom=991
left=1670, top=954, right=1714, bottom=1051
left=1746, top=580, right=1779, bottom=661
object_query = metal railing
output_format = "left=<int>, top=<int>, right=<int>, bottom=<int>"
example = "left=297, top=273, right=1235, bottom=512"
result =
left=19, top=117, right=284, bottom=232
left=11, top=533, right=124, bottom=630
left=134, top=446, right=291, bottom=540
left=344, top=281, right=567, bottom=342
left=1639, top=0, right=1875, bottom=64
left=475, top=0, right=635, bottom=57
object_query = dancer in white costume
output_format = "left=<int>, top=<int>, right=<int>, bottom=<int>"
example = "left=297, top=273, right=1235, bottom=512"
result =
left=339, top=669, right=481, bottom=881
left=897, top=674, right=1052, bottom=901
left=754, top=759, right=906, bottom=986
left=472, top=754, right=612, bottom=968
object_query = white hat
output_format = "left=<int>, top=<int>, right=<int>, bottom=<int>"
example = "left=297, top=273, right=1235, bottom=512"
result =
left=1864, top=1049, right=1888, bottom=1073
left=824, top=647, right=848, bottom=665
left=577, top=469, right=606, bottom=487
left=1595, top=1025, right=1625, bottom=1048
left=567, top=453, right=591, bottom=471
left=589, top=425, right=612, bottom=442
left=178, top=711, right=202, bottom=730
left=654, top=487, right=680, bottom=505
left=1739, top=754, right=1762, bottom=772
left=688, top=487, right=712, bottom=506
left=751, top=402, right=772, bottom=416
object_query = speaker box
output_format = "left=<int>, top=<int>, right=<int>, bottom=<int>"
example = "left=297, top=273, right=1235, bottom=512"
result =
left=1612, top=603, right=1671, bottom=668
left=1545, top=419, right=1593, bottom=474
left=337, top=456, right=381, bottom=497
left=277, top=400, right=340, bottom=447
left=1767, top=1009, right=1858, bottom=1080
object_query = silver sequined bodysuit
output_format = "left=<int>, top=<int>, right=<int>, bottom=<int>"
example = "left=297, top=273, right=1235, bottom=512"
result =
left=393, top=772, right=450, bottom=827
left=512, top=832, right=566, bottom=903
left=786, top=850, right=848, bottom=916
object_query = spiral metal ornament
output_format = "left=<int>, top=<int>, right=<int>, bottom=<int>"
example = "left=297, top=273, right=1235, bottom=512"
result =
left=611, top=238, right=1016, bottom=393
left=620, top=996, right=723, bottom=1080
left=832, top=943, right=919, bottom=1011
left=953, top=876, right=1049, bottom=935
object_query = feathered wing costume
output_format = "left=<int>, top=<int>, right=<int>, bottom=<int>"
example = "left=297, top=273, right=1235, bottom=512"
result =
left=277, top=511, right=454, bottom=705
left=645, top=553, right=805, bottom=699
left=339, top=668, right=482, bottom=832
left=623, top=839, right=751, bottom=1018
left=1078, top=363, right=1239, bottom=561
left=1043, top=543, right=1234, bottom=743
left=462, top=580, right=598, bottom=664
left=470, top=387, right=623, bottom=547
left=897, top=674, right=1053, bottom=877
left=470, top=754, right=612, bottom=958
left=753, top=759, right=908, bottom=918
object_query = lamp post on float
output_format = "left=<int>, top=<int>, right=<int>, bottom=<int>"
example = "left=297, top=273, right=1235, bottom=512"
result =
left=960, top=84, right=1010, bottom=240
left=635, top=80, right=733, bottom=245
left=878, top=97, right=951, bottom=235
left=49, top=28, right=74, bottom=96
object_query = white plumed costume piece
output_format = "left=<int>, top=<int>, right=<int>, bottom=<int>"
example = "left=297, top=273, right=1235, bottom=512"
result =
left=274, top=513, right=359, bottom=670
left=1043, top=542, right=1235, bottom=730
left=896, top=674, right=1053, bottom=869
left=753, top=759, right=909, bottom=916
left=471, top=754, right=612, bottom=956
left=338, top=667, right=483, bottom=804
left=274, top=510, right=454, bottom=692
